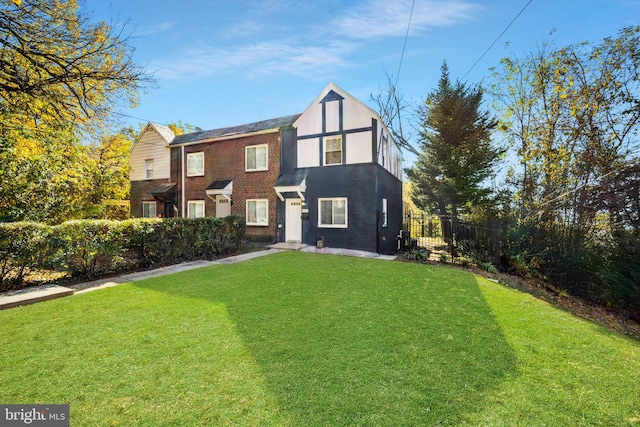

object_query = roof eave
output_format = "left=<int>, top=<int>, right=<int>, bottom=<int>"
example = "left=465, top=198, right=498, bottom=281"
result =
left=170, top=127, right=282, bottom=147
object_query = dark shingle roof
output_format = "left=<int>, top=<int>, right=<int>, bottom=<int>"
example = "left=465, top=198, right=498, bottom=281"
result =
left=275, top=170, right=307, bottom=187
left=206, top=180, right=233, bottom=191
left=170, top=114, right=300, bottom=146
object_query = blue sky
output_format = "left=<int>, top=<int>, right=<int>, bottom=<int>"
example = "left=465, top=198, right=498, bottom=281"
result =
left=89, top=0, right=640, bottom=158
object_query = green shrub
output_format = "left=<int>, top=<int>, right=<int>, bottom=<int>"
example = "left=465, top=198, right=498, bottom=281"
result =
left=405, top=248, right=431, bottom=262
left=459, top=258, right=472, bottom=268
left=0, top=216, right=246, bottom=290
left=51, top=220, right=128, bottom=278
left=479, top=262, right=499, bottom=274
left=0, top=222, right=52, bottom=287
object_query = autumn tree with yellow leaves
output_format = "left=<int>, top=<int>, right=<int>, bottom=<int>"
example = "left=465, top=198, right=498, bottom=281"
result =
left=491, top=27, right=640, bottom=317
left=0, top=0, right=150, bottom=128
left=0, top=0, right=153, bottom=222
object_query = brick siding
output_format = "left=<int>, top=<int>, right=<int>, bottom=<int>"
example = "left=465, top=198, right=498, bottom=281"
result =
left=170, top=131, right=281, bottom=241
left=130, top=178, right=173, bottom=218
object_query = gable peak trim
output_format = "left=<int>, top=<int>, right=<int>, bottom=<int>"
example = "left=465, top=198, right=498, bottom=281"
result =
left=320, top=90, right=344, bottom=103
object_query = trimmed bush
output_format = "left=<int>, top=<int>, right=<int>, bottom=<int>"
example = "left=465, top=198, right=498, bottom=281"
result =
left=0, top=222, right=52, bottom=288
left=0, top=216, right=246, bottom=290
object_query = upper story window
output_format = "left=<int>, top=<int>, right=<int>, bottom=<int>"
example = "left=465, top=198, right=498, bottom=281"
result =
left=142, top=201, right=156, bottom=217
left=187, top=200, right=205, bottom=218
left=187, top=152, right=205, bottom=177
left=246, top=144, right=268, bottom=171
left=324, top=136, right=342, bottom=165
left=382, top=136, right=388, bottom=168
left=145, top=159, right=154, bottom=179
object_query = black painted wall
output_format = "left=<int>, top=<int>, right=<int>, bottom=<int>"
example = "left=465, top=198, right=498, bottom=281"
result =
left=277, top=123, right=402, bottom=254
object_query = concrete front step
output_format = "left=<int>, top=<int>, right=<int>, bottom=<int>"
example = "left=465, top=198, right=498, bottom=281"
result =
left=0, top=285, right=75, bottom=310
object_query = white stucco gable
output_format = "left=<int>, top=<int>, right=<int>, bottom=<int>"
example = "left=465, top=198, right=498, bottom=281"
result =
left=293, top=82, right=402, bottom=179
left=130, top=123, right=174, bottom=181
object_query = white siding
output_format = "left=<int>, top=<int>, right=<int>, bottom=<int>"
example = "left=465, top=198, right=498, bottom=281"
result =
left=297, top=138, right=319, bottom=167
left=130, top=128, right=171, bottom=181
left=293, top=82, right=402, bottom=177
left=376, top=122, right=402, bottom=179
left=345, top=132, right=372, bottom=164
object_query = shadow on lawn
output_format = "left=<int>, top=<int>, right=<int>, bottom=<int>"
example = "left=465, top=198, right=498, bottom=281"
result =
left=134, top=252, right=519, bottom=425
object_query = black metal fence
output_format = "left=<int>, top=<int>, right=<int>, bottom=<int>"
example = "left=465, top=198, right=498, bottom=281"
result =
left=400, top=208, right=501, bottom=264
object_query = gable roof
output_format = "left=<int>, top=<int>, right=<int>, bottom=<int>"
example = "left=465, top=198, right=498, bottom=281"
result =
left=150, top=123, right=176, bottom=143
left=293, top=82, right=400, bottom=152
left=170, top=114, right=300, bottom=146
left=131, top=122, right=176, bottom=151
left=294, top=82, right=384, bottom=127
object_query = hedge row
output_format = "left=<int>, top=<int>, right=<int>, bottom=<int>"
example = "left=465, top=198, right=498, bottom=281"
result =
left=0, top=216, right=246, bottom=291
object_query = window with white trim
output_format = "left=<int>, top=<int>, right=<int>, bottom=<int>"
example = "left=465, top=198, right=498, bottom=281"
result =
left=319, top=198, right=347, bottom=228
left=382, top=198, right=388, bottom=227
left=142, top=201, right=156, bottom=218
left=324, top=136, right=342, bottom=165
left=187, top=200, right=205, bottom=218
left=145, top=159, right=154, bottom=179
left=245, top=144, right=268, bottom=171
left=187, top=152, right=204, bottom=177
left=382, top=136, right=388, bottom=168
left=246, top=199, right=268, bottom=226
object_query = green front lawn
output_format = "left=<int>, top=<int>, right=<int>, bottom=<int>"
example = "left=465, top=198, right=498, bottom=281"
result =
left=1, top=251, right=639, bottom=426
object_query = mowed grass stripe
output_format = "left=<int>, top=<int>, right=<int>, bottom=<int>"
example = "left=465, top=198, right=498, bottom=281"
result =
left=1, top=251, right=638, bottom=426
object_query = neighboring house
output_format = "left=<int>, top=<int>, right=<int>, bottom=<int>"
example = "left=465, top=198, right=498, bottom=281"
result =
left=276, top=82, right=403, bottom=254
left=130, top=122, right=175, bottom=219
left=130, top=116, right=299, bottom=241
left=129, top=82, right=403, bottom=253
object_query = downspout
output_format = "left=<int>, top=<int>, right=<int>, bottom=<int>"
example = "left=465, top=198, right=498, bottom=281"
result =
left=181, top=145, right=186, bottom=217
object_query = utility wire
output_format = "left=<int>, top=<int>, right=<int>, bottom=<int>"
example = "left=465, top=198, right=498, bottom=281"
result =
left=114, top=111, right=169, bottom=126
left=395, top=0, right=416, bottom=87
left=461, top=0, right=533, bottom=81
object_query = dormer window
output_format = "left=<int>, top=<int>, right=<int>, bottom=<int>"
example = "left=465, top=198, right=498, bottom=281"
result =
left=324, top=136, right=342, bottom=165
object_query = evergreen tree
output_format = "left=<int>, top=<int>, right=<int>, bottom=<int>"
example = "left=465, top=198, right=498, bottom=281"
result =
left=406, top=62, right=500, bottom=219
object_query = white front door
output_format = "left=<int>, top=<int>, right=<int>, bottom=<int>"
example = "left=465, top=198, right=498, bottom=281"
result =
left=215, top=195, right=231, bottom=218
left=285, top=199, right=302, bottom=242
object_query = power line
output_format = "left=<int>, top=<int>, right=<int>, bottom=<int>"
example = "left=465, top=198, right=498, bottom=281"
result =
left=395, top=0, right=416, bottom=87
left=460, top=0, right=533, bottom=81
left=114, top=111, right=167, bottom=126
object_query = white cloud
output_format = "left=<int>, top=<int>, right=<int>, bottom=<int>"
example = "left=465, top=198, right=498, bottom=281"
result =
left=154, top=0, right=479, bottom=80
left=155, top=40, right=358, bottom=80
left=138, top=21, right=175, bottom=37
left=332, top=0, right=480, bottom=39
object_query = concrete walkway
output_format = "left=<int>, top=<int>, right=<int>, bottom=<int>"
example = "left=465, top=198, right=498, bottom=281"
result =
left=0, top=245, right=396, bottom=310
left=269, top=242, right=397, bottom=260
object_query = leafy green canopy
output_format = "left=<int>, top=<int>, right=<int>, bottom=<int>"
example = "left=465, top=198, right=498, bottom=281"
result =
left=406, top=62, right=501, bottom=216
left=490, top=26, right=640, bottom=315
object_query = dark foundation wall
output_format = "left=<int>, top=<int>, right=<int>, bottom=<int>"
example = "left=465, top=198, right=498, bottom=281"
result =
left=375, top=166, right=403, bottom=254
left=301, top=163, right=400, bottom=254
